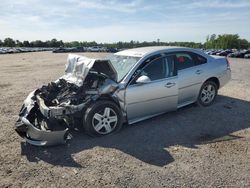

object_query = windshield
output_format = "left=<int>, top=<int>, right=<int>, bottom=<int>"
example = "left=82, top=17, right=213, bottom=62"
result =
left=108, top=55, right=140, bottom=82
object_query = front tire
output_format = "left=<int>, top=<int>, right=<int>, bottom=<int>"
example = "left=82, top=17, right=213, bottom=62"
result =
left=83, top=100, right=123, bottom=136
left=197, top=81, right=218, bottom=106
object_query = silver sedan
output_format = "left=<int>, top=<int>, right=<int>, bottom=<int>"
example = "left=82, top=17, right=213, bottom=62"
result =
left=16, top=46, right=231, bottom=146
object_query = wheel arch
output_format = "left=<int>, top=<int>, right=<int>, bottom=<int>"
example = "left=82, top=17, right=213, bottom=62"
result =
left=98, top=94, right=121, bottom=108
left=204, top=77, right=220, bottom=89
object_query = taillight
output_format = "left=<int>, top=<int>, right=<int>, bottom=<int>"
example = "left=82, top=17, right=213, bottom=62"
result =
left=226, top=58, right=230, bottom=69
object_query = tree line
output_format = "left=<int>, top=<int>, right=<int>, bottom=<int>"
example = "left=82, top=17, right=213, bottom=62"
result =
left=0, top=34, right=249, bottom=49
left=204, top=34, right=249, bottom=49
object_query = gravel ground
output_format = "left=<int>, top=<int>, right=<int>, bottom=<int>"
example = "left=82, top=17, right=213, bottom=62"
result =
left=0, top=52, right=249, bottom=188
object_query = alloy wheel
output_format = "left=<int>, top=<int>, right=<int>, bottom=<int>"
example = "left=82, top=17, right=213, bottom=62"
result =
left=92, top=107, right=118, bottom=134
left=200, top=84, right=216, bottom=104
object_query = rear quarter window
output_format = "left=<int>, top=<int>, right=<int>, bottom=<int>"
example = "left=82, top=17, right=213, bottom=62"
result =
left=194, top=54, right=207, bottom=65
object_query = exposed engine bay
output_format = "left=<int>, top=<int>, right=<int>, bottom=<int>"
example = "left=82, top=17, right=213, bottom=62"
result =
left=15, top=54, right=119, bottom=146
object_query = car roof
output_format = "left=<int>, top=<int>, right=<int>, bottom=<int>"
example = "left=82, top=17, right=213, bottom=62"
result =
left=115, top=46, right=188, bottom=57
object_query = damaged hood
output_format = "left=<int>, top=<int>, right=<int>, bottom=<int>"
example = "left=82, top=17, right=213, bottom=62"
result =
left=61, top=54, right=117, bottom=86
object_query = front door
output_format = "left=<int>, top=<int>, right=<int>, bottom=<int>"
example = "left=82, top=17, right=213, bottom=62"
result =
left=125, top=55, right=178, bottom=123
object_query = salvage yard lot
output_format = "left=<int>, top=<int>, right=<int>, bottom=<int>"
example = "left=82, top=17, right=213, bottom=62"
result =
left=0, top=52, right=249, bottom=187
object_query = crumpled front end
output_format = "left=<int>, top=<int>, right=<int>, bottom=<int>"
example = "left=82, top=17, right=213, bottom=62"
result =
left=15, top=90, right=71, bottom=146
left=15, top=54, right=119, bottom=146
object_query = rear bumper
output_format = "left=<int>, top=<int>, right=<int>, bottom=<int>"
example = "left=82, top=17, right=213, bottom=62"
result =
left=219, top=68, right=231, bottom=88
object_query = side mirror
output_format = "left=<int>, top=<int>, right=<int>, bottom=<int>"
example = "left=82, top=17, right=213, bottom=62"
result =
left=136, top=75, right=151, bottom=84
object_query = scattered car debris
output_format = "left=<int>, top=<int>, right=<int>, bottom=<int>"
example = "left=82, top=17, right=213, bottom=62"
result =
left=223, top=104, right=232, bottom=109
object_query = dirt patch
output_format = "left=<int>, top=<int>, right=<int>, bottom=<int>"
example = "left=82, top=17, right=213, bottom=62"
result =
left=11, top=64, right=25, bottom=68
left=0, top=83, right=12, bottom=88
left=197, top=134, right=243, bottom=144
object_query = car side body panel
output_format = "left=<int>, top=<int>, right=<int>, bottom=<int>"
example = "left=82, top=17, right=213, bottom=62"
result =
left=125, top=76, right=178, bottom=124
left=116, top=47, right=231, bottom=124
left=177, top=64, right=205, bottom=106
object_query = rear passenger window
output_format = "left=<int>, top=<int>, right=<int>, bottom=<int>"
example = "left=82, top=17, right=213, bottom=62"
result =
left=174, top=52, right=207, bottom=70
left=175, top=53, right=195, bottom=70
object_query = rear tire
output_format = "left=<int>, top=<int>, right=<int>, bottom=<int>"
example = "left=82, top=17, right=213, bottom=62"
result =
left=83, top=100, right=123, bottom=136
left=197, top=81, right=218, bottom=106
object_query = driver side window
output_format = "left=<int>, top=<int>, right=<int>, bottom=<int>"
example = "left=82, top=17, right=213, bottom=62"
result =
left=131, top=55, right=176, bottom=85
left=139, top=57, right=166, bottom=81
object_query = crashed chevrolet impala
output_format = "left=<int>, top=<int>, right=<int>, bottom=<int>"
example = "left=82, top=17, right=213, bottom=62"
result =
left=15, top=47, right=231, bottom=146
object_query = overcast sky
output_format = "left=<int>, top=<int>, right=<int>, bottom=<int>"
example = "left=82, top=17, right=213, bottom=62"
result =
left=0, top=0, right=250, bottom=43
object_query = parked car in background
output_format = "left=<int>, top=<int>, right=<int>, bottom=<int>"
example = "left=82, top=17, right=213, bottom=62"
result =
left=87, top=46, right=105, bottom=52
left=206, top=50, right=216, bottom=55
left=244, top=53, right=250, bottom=58
left=15, top=46, right=231, bottom=146
left=213, top=50, right=223, bottom=55
left=53, top=47, right=86, bottom=53
left=227, top=52, right=236, bottom=57
left=0, top=48, right=7, bottom=54
left=216, top=49, right=233, bottom=56
left=206, top=49, right=224, bottom=55
left=229, top=50, right=250, bottom=58
left=53, top=47, right=72, bottom=53
left=0, top=47, right=53, bottom=54
left=107, top=48, right=119, bottom=53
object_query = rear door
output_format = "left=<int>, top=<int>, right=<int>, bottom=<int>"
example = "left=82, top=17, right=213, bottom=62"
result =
left=125, top=55, right=178, bottom=123
left=174, top=52, right=208, bottom=106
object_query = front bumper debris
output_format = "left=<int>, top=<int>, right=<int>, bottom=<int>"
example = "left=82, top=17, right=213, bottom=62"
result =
left=15, top=90, right=71, bottom=146
left=36, top=95, right=89, bottom=119
left=20, top=117, right=70, bottom=146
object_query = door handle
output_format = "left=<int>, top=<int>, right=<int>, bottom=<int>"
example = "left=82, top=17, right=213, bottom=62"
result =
left=195, top=70, right=203, bottom=75
left=165, top=82, right=176, bottom=88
